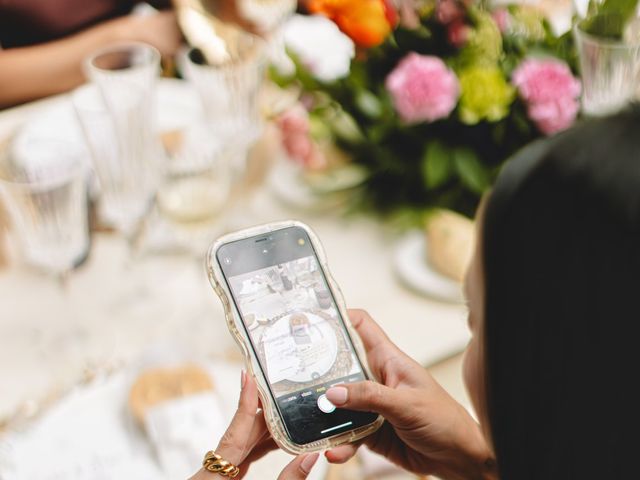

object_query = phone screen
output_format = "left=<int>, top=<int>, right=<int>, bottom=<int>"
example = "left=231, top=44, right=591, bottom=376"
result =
left=216, top=226, right=378, bottom=444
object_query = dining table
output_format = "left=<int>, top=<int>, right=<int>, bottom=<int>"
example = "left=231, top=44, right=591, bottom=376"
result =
left=0, top=79, right=472, bottom=480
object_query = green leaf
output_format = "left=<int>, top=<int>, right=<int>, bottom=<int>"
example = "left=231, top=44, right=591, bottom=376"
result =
left=421, top=141, right=452, bottom=189
left=330, top=109, right=365, bottom=144
left=581, top=0, right=640, bottom=39
left=453, top=148, right=490, bottom=194
left=355, top=90, right=383, bottom=119
left=599, top=0, right=638, bottom=18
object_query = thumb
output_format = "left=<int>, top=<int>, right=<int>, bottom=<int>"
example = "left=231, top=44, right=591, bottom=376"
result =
left=326, top=381, right=406, bottom=423
left=277, top=453, right=320, bottom=480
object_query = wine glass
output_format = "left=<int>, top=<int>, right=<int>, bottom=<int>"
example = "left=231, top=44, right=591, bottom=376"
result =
left=156, top=122, right=233, bottom=254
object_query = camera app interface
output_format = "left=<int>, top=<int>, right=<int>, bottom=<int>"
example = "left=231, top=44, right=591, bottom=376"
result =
left=218, top=227, right=377, bottom=444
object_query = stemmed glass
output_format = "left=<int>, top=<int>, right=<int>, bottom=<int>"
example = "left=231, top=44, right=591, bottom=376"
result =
left=156, top=122, right=233, bottom=255
left=74, top=42, right=162, bottom=251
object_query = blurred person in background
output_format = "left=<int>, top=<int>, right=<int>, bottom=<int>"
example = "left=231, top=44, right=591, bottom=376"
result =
left=0, top=0, right=182, bottom=108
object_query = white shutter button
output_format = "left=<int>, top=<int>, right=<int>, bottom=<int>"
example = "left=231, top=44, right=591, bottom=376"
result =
left=317, top=394, right=336, bottom=413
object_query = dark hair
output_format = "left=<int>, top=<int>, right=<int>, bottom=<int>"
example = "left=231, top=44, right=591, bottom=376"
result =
left=482, top=106, right=640, bottom=480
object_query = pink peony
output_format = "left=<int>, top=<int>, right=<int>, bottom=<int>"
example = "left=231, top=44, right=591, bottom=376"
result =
left=386, top=53, right=460, bottom=123
left=512, top=58, right=581, bottom=135
left=277, top=105, right=327, bottom=170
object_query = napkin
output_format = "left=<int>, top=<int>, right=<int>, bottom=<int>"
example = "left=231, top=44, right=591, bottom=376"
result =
left=144, top=392, right=226, bottom=478
left=0, top=373, right=163, bottom=480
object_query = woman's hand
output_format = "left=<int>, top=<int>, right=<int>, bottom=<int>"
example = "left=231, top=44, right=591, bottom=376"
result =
left=189, top=371, right=319, bottom=480
left=324, top=310, right=497, bottom=480
left=0, top=10, right=182, bottom=107
left=114, top=11, right=182, bottom=58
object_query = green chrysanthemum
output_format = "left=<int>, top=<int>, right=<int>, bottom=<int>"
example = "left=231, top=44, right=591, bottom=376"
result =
left=460, top=8, right=503, bottom=67
left=458, top=66, right=515, bottom=124
left=509, top=6, right=546, bottom=41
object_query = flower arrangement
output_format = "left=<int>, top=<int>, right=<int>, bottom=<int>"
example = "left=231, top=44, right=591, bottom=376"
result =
left=275, top=0, right=580, bottom=219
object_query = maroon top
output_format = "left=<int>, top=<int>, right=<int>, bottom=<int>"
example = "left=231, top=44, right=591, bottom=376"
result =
left=0, top=0, right=171, bottom=48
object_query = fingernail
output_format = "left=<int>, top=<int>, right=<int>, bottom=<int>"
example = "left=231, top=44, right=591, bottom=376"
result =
left=241, top=369, right=246, bottom=389
left=326, top=386, right=348, bottom=406
left=300, top=453, right=319, bottom=474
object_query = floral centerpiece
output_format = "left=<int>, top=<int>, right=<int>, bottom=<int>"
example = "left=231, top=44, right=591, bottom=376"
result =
left=274, top=0, right=580, bottom=219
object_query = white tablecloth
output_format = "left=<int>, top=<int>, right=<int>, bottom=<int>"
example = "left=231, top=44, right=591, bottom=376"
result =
left=0, top=82, right=470, bottom=479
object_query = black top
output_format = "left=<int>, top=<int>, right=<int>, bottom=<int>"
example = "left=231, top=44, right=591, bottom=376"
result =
left=0, top=0, right=171, bottom=48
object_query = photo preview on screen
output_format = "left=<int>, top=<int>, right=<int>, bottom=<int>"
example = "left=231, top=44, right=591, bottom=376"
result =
left=228, top=254, right=365, bottom=399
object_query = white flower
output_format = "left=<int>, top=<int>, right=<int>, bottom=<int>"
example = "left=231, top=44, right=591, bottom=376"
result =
left=283, top=14, right=355, bottom=82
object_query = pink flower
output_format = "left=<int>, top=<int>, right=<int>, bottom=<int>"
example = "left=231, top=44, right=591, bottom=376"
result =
left=277, top=105, right=327, bottom=170
left=447, top=19, right=471, bottom=48
left=512, top=58, right=581, bottom=135
left=398, top=0, right=421, bottom=29
left=386, top=53, right=460, bottom=123
left=492, top=8, right=511, bottom=34
left=436, top=0, right=465, bottom=24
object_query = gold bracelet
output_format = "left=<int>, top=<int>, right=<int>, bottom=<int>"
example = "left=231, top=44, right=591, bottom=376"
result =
left=202, top=451, right=240, bottom=478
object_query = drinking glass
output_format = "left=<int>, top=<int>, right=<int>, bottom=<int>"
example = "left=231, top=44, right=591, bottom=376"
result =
left=182, top=34, right=267, bottom=131
left=574, top=17, right=640, bottom=116
left=85, top=41, right=160, bottom=105
left=174, top=0, right=295, bottom=67
left=156, top=122, right=232, bottom=252
left=77, top=42, right=162, bottom=241
left=182, top=37, right=266, bottom=179
left=0, top=141, right=89, bottom=278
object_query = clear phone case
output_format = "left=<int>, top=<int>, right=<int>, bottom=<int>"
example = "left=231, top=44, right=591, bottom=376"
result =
left=205, top=220, right=383, bottom=454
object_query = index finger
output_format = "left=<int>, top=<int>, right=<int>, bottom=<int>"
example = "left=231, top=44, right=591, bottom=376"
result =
left=216, top=372, right=263, bottom=465
left=347, top=309, right=397, bottom=355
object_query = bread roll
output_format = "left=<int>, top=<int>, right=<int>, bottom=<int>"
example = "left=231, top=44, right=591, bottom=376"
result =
left=129, top=364, right=214, bottom=424
left=425, top=210, right=475, bottom=283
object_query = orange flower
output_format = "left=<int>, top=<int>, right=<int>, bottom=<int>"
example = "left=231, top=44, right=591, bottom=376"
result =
left=308, top=0, right=395, bottom=48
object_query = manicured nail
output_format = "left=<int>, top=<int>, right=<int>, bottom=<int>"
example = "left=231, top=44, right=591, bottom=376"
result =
left=241, top=369, right=246, bottom=389
left=326, top=386, right=348, bottom=406
left=300, top=453, right=319, bottom=474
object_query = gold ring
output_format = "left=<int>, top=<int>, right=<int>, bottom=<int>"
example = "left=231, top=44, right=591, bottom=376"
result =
left=202, top=451, right=240, bottom=478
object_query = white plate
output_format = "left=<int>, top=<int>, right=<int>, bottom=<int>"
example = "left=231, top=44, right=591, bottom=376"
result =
left=267, top=157, right=367, bottom=212
left=393, top=230, right=465, bottom=304
left=267, top=158, right=331, bottom=211
left=262, top=312, right=338, bottom=383
left=153, top=78, right=203, bottom=132
left=12, top=79, right=202, bottom=158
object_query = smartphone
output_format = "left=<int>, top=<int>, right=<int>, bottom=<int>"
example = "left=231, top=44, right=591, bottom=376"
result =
left=207, top=221, right=382, bottom=453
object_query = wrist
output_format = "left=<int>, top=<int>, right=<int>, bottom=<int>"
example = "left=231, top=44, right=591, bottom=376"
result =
left=437, top=406, right=498, bottom=480
left=435, top=448, right=497, bottom=480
